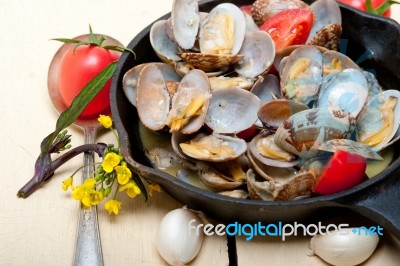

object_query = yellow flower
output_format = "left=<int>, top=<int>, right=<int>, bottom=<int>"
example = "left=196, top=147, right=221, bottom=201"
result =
left=98, top=115, right=112, bottom=129
left=102, top=152, right=120, bottom=173
left=148, top=183, right=162, bottom=197
left=62, top=177, right=75, bottom=191
left=72, top=178, right=103, bottom=207
left=119, top=181, right=141, bottom=198
left=105, top=199, right=122, bottom=215
left=115, top=164, right=132, bottom=185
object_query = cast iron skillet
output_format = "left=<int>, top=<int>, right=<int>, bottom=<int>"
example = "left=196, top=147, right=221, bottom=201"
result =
left=110, top=0, right=400, bottom=239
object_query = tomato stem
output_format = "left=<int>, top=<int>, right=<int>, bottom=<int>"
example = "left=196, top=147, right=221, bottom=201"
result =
left=365, top=0, right=399, bottom=15
left=52, top=25, right=135, bottom=56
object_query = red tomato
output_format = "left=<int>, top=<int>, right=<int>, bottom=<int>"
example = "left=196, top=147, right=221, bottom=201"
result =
left=313, top=150, right=367, bottom=195
left=236, top=125, right=259, bottom=141
left=240, top=5, right=253, bottom=15
left=260, top=8, right=314, bottom=50
left=337, top=0, right=391, bottom=17
left=58, top=45, right=120, bottom=118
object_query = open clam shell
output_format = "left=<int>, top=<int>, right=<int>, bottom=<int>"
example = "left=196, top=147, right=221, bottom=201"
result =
left=167, top=69, right=211, bottom=134
left=196, top=162, right=245, bottom=192
left=250, top=74, right=281, bottom=103
left=317, top=68, right=369, bottom=118
left=247, top=148, right=298, bottom=182
left=249, top=133, right=299, bottom=168
left=123, top=63, right=181, bottom=107
left=318, top=139, right=383, bottom=160
left=274, top=45, right=328, bottom=76
left=258, top=99, right=309, bottom=131
left=150, top=20, right=181, bottom=65
left=199, top=3, right=246, bottom=55
left=205, top=87, right=261, bottom=134
left=209, top=76, right=254, bottom=91
left=306, top=0, right=342, bottom=50
left=356, top=89, right=400, bottom=151
left=177, top=52, right=243, bottom=72
left=322, top=50, right=360, bottom=75
left=275, top=108, right=356, bottom=158
left=171, top=0, right=200, bottom=49
left=234, top=30, right=275, bottom=79
left=280, top=46, right=324, bottom=105
left=136, top=64, right=170, bottom=131
left=196, top=162, right=244, bottom=192
left=179, top=133, right=247, bottom=162
left=246, top=169, right=315, bottom=201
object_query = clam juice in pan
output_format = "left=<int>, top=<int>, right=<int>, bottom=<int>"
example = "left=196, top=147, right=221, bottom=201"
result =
left=138, top=122, right=208, bottom=190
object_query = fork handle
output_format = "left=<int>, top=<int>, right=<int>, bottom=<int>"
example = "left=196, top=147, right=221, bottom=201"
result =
left=73, top=126, right=104, bottom=266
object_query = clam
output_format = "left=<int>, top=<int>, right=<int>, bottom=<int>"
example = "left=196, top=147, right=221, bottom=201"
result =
left=234, top=30, right=275, bottom=79
left=275, top=108, right=356, bottom=158
left=171, top=0, right=200, bottom=49
left=174, top=61, right=229, bottom=77
left=205, top=87, right=261, bottom=134
left=274, top=45, right=328, bottom=75
left=177, top=52, right=243, bottom=72
left=306, top=0, right=342, bottom=50
left=150, top=20, right=181, bottom=65
left=196, top=162, right=245, bottom=192
left=356, top=89, right=400, bottom=151
left=363, top=70, right=381, bottom=98
left=199, top=3, right=246, bottom=56
left=146, top=146, right=196, bottom=170
left=218, top=190, right=249, bottom=199
left=166, top=69, right=211, bottom=134
left=318, top=139, right=383, bottom=160
left=322, top=50, right=360, bottom=75
left=177, top=3, right=247, bottom=72
left=251, top=0, right=310, bottom=26
left=243, top=12, right=259, bottom=32
left=251, top=74, right=282, bottom=127
left=136, top=64, right=170, bottom=131
left=123, top=63, right=181, bottom=107
left=179, top=133, right=247, bottom=162
left=280, top=46, right=324, bottom=105
left=246, top=169, right=315, bottom=201
left=258, top=99, right=309, bottom=131
left=247, top=148, right=298, bottom=182
left=250, top=74, right=281, bottom=103
left=317, top=68, right=369, bottom=118
left=209, top=76, right=254, bottom=91
left=249, top=133, right=298, bottom=168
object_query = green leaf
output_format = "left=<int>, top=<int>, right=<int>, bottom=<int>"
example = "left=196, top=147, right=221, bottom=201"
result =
left=131, top=171, right=148, bottom=201
left=40, top=61, right=117, bottom=152
left=51, top=38, right=82, bottom=44
left=103, top=45, right=136, bottom=58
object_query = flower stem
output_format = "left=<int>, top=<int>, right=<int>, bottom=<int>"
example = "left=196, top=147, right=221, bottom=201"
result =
left=17, top=143, right=107, bottom=198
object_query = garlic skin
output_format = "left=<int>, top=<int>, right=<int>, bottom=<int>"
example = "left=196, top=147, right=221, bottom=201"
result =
left=156, top=208, right=204, bottom=265
left=308, top=228, right=380, bottom=266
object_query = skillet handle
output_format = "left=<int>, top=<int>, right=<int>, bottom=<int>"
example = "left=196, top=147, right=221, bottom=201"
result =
left=337, top=174, right=400, bottom=240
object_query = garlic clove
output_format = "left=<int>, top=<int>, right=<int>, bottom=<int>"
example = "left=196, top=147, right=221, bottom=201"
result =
left=156, top=207, right=204, bottom=265
left=308, top=227, right=380, bottom=266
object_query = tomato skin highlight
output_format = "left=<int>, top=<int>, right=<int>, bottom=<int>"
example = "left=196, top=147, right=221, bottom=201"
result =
left=337, top=0, right=391, bottom=17
left=58, top=45, right=120, bottom=118
left=260, top=8, right=314, bottom=50
left=313, top=150, right=367, bottom=195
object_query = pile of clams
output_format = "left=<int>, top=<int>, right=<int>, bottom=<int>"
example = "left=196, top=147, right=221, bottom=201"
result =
left=122, top=0, right=400, bottom=201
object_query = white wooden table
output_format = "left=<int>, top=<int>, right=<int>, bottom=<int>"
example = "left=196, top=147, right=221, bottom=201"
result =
left=1, top=1, right=400, bottom=265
